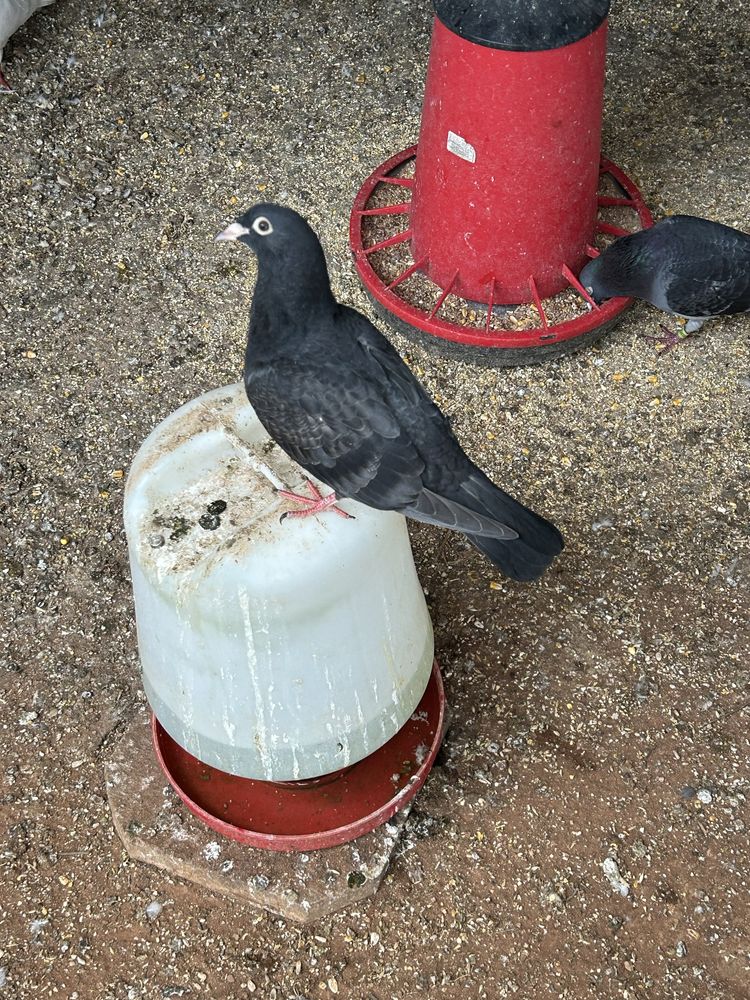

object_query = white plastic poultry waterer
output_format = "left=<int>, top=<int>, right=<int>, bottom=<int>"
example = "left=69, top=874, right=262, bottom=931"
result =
left=123, top=383, right=445, bottom=851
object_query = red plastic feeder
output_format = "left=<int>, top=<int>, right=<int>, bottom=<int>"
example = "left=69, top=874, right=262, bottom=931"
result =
left=153, top=661, right=445, bottom=852
left=350, top=0, right=653, bottom=364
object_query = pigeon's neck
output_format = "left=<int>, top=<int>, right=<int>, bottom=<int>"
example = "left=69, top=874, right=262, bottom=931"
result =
left=248, top=249, right=336, bottom=355
left=260, top=243, right=334, bottom=308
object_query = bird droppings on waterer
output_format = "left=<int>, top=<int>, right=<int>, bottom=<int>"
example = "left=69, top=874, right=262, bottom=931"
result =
left=198, top=512, right=221, bottom=530
left=133, top=428, right=313, bottom=580
left=165, top=515, right=191, bottom=542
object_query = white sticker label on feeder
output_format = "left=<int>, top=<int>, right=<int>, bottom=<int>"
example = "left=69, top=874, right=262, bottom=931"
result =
left=446, top=131, right=476, bottom=164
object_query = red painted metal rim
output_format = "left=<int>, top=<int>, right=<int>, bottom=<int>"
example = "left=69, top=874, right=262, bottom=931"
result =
left=349, top=147, right=654, bottom=350
left=151, top=660, right=446, bottom=853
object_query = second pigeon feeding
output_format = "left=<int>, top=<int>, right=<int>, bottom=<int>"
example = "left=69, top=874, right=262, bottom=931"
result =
left=580, top=215, right=750, bottom=333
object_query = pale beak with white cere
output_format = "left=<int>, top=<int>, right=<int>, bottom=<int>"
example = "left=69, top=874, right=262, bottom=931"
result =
left=215, top=222, right=251, bottom=242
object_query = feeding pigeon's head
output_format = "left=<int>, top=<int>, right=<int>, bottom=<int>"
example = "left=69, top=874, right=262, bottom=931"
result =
left=579, top=230, right=657, bottom=304
left=578, top=256, right=611, bottom=305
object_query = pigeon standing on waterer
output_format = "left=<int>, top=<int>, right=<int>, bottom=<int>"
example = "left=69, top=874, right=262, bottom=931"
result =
left=580, top=215, right=750, bottom=334
left=216, top=204, right=564, bottom=583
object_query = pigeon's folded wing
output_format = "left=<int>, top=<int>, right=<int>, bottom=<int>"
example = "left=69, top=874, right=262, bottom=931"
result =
left=248, top=357, right=428, bottom=508
left=664, top=254, right=750, bottom=317
left=662, top=219, right=750, bottom=317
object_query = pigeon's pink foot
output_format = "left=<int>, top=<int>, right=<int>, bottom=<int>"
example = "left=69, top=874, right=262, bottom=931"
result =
left=277, top=479, right=354, bottom=521
left=638, top=324, right=686, bottom=355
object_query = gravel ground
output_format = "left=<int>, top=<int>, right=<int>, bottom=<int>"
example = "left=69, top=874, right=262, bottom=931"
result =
left=1, top=1, right=749, bottom=998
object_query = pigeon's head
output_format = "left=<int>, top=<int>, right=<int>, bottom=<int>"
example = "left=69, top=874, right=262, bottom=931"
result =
left=578, top=256, right=609, bottom=305
left=215, top=203, right=321, bottom=262
left=579, top=233, right=649, bottom=303
left=216, top=202, right=333, bottom=302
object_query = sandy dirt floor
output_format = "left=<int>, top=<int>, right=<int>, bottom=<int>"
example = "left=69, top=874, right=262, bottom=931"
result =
left=1, top=1, right=749, bottom=997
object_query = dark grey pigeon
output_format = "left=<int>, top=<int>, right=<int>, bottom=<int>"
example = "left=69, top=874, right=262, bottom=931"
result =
left=216, top=204, right=563, bottom=582
left=579, top=215, right=750, bottom=333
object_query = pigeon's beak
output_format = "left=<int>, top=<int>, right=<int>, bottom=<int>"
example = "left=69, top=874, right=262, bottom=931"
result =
left=215, top=222, right=251, bottom=242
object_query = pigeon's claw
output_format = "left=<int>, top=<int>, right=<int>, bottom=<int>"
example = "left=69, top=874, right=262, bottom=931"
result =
left=277, top=479, right=355, bottom=521
left=639, top=324, right=688, bottom=355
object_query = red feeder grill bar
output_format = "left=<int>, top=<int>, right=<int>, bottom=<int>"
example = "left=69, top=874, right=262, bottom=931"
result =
left=153, top=661, right=445, bottom=853
left=349, top=0, right=654, bottom=364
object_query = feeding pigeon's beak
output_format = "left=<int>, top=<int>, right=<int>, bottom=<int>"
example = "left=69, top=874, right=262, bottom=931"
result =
left=215, top=222, right=251, bottom=242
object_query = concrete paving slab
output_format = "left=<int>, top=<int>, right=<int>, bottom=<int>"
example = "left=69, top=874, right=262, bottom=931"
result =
left=104, top=706, right=413, bottom=924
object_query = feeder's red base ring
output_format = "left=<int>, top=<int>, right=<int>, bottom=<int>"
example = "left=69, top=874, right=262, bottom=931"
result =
left=349, top=148, right=653, bottom=363
left=152, top=660, right=445, bottom=852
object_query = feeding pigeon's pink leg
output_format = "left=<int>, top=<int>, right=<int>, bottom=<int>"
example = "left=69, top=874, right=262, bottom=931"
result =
left=638, top=324, right=687, bottom=354
left=277, top=479, right=354, bottom=521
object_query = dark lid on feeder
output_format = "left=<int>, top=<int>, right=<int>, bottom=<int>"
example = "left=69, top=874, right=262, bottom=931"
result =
left=433, top=0, right=611, bottom=51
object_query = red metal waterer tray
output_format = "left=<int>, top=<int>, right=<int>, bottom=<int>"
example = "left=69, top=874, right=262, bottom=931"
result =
left=153, top=660, right=445, bottom=852
left=350, top=150, right=654, bottom=365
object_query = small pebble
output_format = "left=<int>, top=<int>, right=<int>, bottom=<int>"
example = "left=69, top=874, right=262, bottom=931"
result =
left=148, top=533, right=165, bottom=548
left=676, top=940, right=687, bottom=958
left=680, top=786, right=696, bottom=799
left=631, top=839, right=648, bottom=859
left=697, top=788, right=713, bottom=804
left=199, top=513, right=221, bottom=530
left=592, top=516, right=614, bottom=531
left=145, top=900, right=163, bottom=920
left=207, top=499, right=227, bottom=515
left=602, top=857, right=630, bottom=897
left=633, top=674, right=653, bottom=702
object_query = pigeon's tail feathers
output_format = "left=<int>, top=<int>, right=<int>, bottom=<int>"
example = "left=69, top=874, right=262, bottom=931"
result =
left=459, top=471, right=564, bottom=581
left=461, top=470, right=563, bottom=550
left=404, top=488, right=520, bottom=540
left=464, top=531, right=560, bottom=582
left=406, top=471, right=564, bottom=581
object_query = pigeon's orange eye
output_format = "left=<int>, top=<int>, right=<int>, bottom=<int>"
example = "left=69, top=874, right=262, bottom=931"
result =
left=252, top=217, right=273, bottom=236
